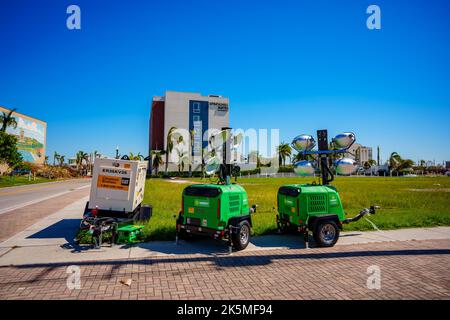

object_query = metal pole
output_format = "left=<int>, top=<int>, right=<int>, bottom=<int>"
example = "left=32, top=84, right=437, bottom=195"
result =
left=222, top=127, right=232, bottom=185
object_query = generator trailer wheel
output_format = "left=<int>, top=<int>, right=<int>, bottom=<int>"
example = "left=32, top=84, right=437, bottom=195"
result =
left=232, top=221, right=251, bottom=251
left=313, top=220, right=340, bottom=247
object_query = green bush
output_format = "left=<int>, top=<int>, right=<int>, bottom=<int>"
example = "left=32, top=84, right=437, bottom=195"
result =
left=0, top=131, right=23, bottom=168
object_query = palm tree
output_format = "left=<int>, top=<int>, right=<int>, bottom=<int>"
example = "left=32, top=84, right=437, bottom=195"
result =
left=53, top=152, right=60, bottom=166
left=201, top=146, right=209, bottom=179
left=188, top=129, right=195, bottom=177
left=76, top=151, right=89, bottom=175
left=129, top=152, right=144, bottom=161
left=91, top=150, right=99, bottom=172
left=176, top=149, right=186, bottom=173
left=59, top=155, right=65, bottom=166
left=388, top=152, right=402, bottom=172
left=151, top=150, right=165, bottom=176
left=277, top=142, right=292, bottom=167
left=328, top=142, right=345, bottom=164
left=364, top=159, right=377, bottom=169
left=164, top=126, right=177, bottom=176
left=397, top=159, right=415, bottom=172
left=248, top=150, right=261, bottom=168
left=0, top=108, right=18, bottom=132
left=293, top=152, right=316, bottom=162
left=389, top=152, right=414, bottom=173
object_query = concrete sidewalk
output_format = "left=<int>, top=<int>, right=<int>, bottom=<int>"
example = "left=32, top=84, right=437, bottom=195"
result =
left=0, top=196, right=449, bottom=266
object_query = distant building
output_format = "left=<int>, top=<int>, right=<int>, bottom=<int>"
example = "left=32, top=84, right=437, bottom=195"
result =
left=149, top=91, right=229, bottom=171
left=68, top=153, right=103, bottom=170
left=347, top=143, right=373, bottom=166
left=0, top=106, right=47, bottom=164
left=68, top=157, right=78, bottom=169
left=446, top=161, right=450, bottom=170
left=426, top=160, right=435, bottom=167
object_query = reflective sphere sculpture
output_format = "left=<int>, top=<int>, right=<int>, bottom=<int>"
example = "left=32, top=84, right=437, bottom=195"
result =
left=293, top=160, right=315, bottom=176
left=335, top=157, right=356, bottom=175
left=291, top=134, right=316, bottom=152
left=333, top=132, right=356, bottom=149
left=205, top=156, right=221, bottom=175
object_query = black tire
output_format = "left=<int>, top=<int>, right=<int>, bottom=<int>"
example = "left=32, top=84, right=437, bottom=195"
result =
left=134, top=205, right=152, bottom=222
left=131, top=205, right=145, bottom=223
left=313, top=220, right=340, bottom=247
left=277, top=222, right=287, bottom=233
left=232, top=221, right=251, bottom=251
left=178, top=229, right=196, bottom=241
left=139, top=204, right=153, bottom=222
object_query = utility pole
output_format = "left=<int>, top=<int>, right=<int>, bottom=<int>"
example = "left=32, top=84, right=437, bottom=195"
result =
left=377, top=146, right=380, bottom=166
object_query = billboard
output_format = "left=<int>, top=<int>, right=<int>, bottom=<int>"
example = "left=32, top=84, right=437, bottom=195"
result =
left=0, top=106, right=47, bottom=164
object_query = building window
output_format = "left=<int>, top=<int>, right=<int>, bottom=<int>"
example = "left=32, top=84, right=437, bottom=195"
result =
left=193, top=102, right=200, bottom=113
left=193, top=115, right=200, bottom=122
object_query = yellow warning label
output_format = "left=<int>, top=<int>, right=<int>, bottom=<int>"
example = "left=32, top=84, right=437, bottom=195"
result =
left=97, top=175, right=129, bottom=191
left=291, top=207, right=296, bottom=213
left=188, top=207, right=194, bottom=213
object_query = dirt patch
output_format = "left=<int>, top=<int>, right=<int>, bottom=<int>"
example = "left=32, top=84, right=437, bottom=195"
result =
left=407, top=188, right=450, bottom=193
left=166, top=179, right=191, bottom=184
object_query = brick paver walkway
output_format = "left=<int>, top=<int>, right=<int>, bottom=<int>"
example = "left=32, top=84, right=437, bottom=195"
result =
left=0, top=239, right=449, bottom=300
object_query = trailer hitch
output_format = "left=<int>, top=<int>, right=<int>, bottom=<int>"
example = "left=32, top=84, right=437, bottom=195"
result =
left=343, top=205, right=380, bottom=224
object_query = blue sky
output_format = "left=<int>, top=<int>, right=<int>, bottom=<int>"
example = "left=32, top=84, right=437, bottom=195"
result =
left=0, top=0, right=449, bottom=163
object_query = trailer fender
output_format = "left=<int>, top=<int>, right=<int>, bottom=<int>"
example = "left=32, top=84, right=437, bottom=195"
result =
left=228, top=215, right=252, bottom=228
left=307, top=215, right=342, bottom=231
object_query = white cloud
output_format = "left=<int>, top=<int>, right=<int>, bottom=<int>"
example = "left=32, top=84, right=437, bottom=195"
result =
left=17, top=117, right=44, bottom=137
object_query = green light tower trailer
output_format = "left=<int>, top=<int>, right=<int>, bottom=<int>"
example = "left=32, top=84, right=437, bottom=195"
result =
left=276, top=130, right=378, bottom=247
left=176, top=128, right=255, bottom=251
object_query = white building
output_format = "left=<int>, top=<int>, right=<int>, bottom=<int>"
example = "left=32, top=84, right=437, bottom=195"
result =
left=347, top=143, right=373, bottom=166
left=149, top=91, right=229, bottom=172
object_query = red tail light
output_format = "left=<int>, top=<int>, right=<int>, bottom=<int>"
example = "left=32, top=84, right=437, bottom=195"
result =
left=217, top=198, right=221, bottom=220
left=92, top=208, right=98, bottom=216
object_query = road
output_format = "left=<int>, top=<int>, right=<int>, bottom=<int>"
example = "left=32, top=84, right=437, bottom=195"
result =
left=0, top=179, right=90, bottom=215
left=0, top=179, right=91, bottom=242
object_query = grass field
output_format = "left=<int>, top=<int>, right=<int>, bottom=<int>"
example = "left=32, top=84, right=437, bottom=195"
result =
left=0, top=176, right=53, bottom=188
left=140, top=176, right=450, bottom=241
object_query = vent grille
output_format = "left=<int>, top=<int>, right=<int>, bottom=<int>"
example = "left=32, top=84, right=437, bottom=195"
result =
left=307, top=194, right=327, bottom=213
left=228, top=194, right=241, bottom=213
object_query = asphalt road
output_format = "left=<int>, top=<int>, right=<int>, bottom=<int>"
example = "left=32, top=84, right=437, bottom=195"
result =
left=0, top=179, right=91, bottom=215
